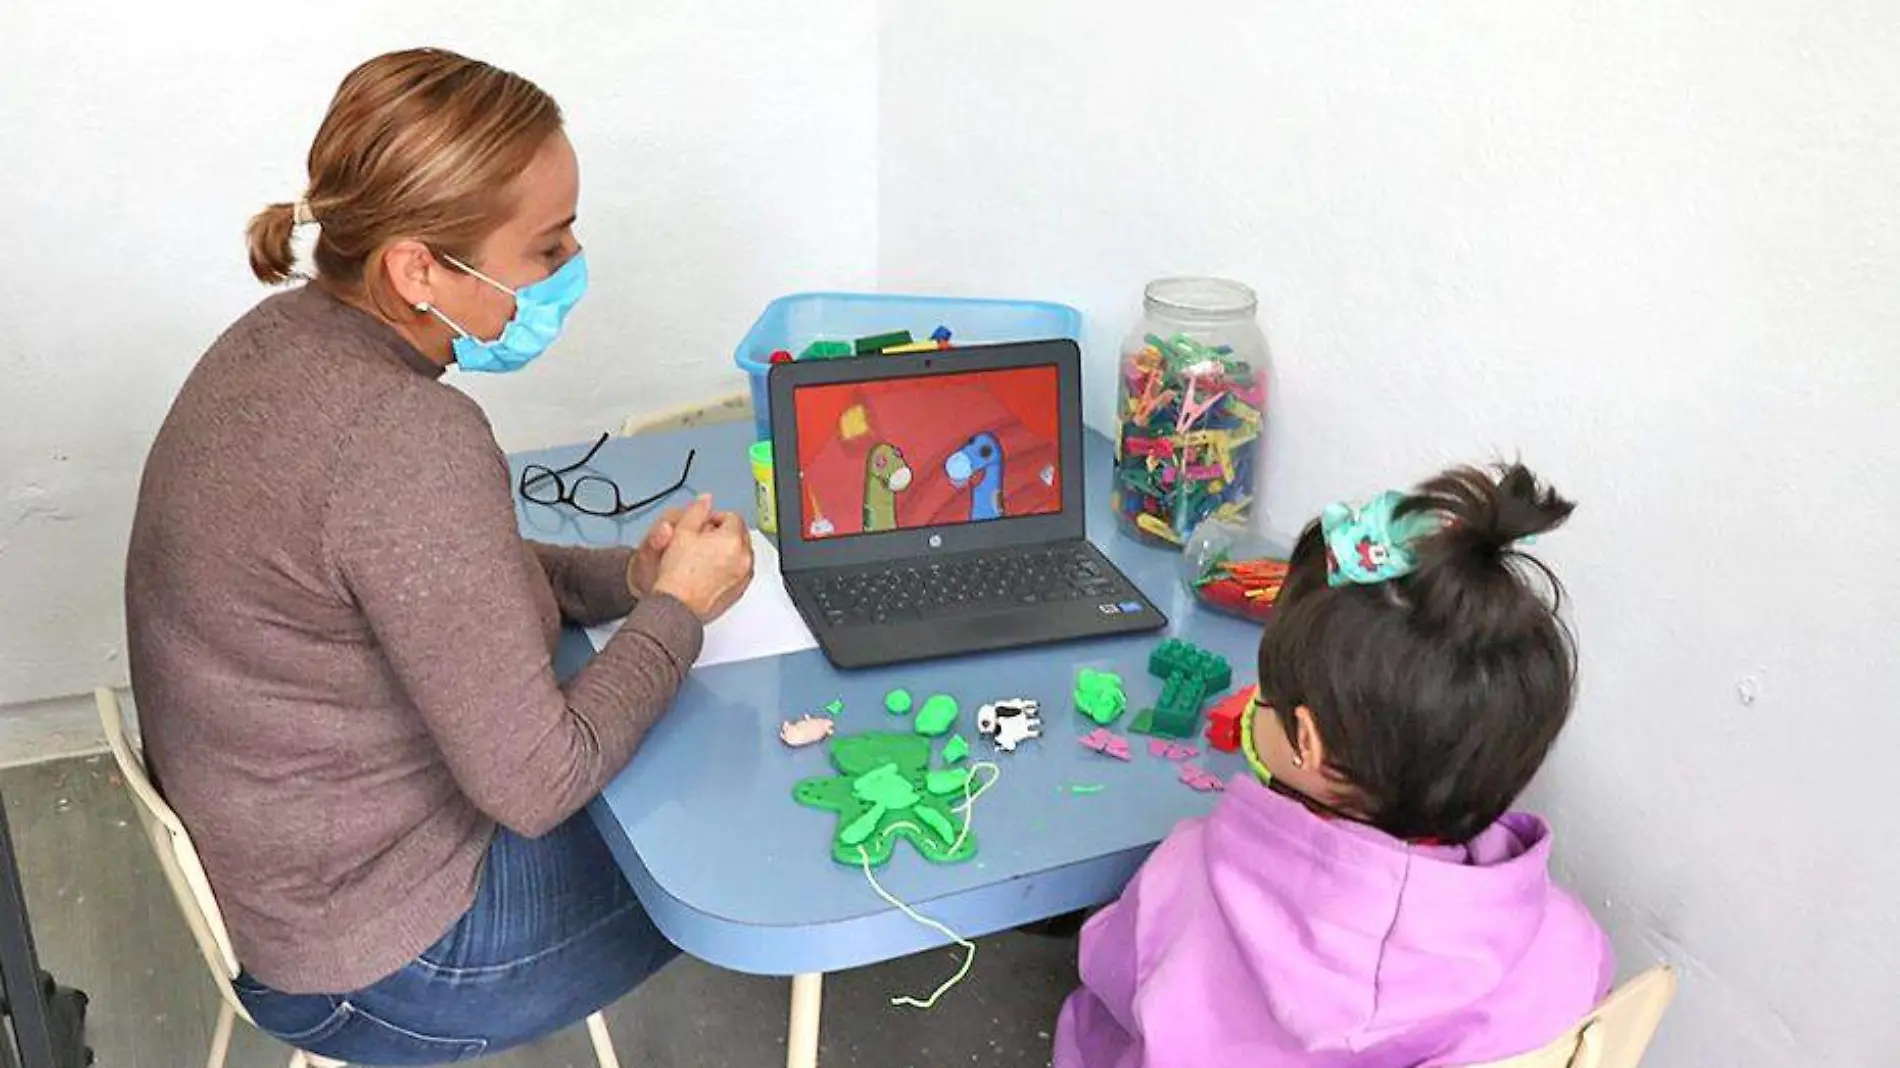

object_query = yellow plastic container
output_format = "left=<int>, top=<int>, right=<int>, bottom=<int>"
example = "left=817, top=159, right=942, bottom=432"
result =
left=750, top=440, right=777, bottom=534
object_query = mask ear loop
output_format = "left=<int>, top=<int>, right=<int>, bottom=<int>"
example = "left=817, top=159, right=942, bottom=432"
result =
left=415, top=251, right=514, bottom=342
left=441, top=253, right=518, bottom=297
left=413, top=300, right=475, bottom=341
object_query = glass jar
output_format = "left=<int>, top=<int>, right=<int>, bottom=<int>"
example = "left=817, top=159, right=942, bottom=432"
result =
left=1180, top=516, right=1290, bottom=624
left=1112, top=278, right=1269, bottom=547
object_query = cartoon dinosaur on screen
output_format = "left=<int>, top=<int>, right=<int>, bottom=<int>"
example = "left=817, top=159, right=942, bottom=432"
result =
left=862, top=443, right=913, bottom=532
left=944, top=431, right=1006, bottom=521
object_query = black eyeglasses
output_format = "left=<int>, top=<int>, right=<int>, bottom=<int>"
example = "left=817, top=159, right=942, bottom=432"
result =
left=517, top=432, right=696, bottom=517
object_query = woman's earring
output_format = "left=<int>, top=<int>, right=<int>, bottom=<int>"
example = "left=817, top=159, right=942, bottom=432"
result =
left=414, top=301, right=431, bottom=313
left=1292, top=754, right=1305, bottom=768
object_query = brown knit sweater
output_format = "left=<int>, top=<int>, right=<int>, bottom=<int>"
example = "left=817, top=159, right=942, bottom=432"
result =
left=124, top=284, right=702, bottom=994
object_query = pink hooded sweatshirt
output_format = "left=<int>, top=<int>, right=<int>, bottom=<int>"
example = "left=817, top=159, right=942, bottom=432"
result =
left=1055, top=777, right=1612, bottom=1068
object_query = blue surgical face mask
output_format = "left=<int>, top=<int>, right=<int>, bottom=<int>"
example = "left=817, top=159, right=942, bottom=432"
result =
left=419, top=252, right=588, bottom=373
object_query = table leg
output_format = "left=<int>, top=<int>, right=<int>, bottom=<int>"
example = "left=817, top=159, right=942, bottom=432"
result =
left=786, top=972, right=823, bottom=1068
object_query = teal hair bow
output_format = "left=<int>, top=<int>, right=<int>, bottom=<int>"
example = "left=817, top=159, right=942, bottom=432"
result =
left=1320, top=490, right=1440, bottom=587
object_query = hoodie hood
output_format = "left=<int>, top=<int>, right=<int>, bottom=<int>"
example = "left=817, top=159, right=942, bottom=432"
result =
left=1205, top=777, right=1558, bottom=1054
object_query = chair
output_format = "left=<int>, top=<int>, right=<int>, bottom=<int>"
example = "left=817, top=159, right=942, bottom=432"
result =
left=93, top=688, right=623, bottom=1068
left=618, top=392, right=750, bottom=438
left=1462, top=964, right=1678, bottom=1068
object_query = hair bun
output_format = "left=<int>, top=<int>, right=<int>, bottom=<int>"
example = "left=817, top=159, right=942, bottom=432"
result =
left=1401, top=462, right=1575, bottom=640
left=1425, top=462, right=1574, bottom=557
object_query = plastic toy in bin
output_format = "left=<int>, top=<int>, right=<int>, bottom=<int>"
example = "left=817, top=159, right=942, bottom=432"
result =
left=735, top=291, right=1083, bottom=441
left=1183, top=517, right=1290, bottom=623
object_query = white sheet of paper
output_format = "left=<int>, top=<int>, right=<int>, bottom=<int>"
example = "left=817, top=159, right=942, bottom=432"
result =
left=584, top=530, right=818, bottom=667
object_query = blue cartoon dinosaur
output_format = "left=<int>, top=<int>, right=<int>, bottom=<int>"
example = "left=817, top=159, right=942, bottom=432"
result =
left=944, top=431, right=1006, bottom=521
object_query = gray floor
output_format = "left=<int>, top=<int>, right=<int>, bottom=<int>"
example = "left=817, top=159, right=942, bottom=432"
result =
left=1, top=756, right=1077, bottom=1067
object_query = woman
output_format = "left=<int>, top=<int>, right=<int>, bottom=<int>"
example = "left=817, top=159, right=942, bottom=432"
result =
left=124, top=48, right=754, bottom=1063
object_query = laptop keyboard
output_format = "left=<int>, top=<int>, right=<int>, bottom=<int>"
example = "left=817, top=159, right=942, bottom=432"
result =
left=804, top=545, right=1126, bottom=628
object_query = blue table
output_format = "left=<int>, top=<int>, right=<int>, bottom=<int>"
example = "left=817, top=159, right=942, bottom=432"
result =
left=512, top=422, right=1260, bottom=1067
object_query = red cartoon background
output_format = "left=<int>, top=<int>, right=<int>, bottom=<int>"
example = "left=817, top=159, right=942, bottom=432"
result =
left=791, top=366, right=1062, bottom=538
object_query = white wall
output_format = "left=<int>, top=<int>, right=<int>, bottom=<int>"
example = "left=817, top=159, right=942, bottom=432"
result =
left=0, top=0, right=877, bottom=705
left=879, top=2, right=1898, bottom=1065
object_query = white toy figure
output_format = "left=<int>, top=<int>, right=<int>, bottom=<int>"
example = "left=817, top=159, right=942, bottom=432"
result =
left=978, top=698, right=1042, bottom=753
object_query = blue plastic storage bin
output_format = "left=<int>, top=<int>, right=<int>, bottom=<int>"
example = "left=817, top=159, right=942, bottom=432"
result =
left=734, top=291, right=1084, bottom=441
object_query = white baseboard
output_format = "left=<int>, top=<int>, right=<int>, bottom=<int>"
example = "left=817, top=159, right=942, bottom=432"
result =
left=0, top=689, right=121, bottom=769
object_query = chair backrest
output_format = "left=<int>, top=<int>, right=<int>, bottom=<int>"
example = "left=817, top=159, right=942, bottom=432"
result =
left=94, top=687, right=248, bottom=1016
left=1462, top=965, right=1678, bottom=1068
left=619, top=392, right=750, bottom=437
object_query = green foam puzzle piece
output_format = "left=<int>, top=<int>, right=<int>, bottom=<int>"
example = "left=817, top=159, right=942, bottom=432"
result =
left=885, top=689, right=914, bottom=715
left=854, top=763, right=920, bottom=809
left=942, top=735, right=970, bottom=763
left=914, top=694, right=959, bottom=737
left=791, top=731, right=978, bottom=867
left=926, top=768, right=972, bottom=795
left=840, top=806, right=883, bottom=846
left=824, top=698, right=845, bottom=716
left=915, top=806, right=957, bottom=842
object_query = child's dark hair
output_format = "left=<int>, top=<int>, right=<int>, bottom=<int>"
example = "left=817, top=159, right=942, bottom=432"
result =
left=1257, top=463, right=1577, bottom=843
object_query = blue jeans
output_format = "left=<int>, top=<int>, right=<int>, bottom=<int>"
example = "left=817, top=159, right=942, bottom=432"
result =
left=235, top=812, right=678, bottom=1064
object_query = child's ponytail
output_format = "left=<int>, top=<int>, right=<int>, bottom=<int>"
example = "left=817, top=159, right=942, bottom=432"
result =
left=1401, top=463, right=1576, bottom=646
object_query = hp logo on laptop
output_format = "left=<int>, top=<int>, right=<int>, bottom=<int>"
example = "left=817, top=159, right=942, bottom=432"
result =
left=928, top=534, right=943, bottom=548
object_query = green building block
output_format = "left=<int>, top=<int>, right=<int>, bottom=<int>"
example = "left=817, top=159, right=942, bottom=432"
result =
left=942, top=735, right=970, bottom=763
left=1148, top=638, right=1232, bottom=693
left=854, top=330, right=913, bottom=354
left=1130, top=639, right=1231, bottom=739
left=800, top=340, right=854, bottom=360
left=885, top=689, right=914, bottom=715
left=914, top=694, right=959, bottom=737
left=1074, top=669, right=1128, bottom=725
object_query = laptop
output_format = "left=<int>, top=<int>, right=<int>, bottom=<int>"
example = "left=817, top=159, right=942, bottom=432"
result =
left=768, top=339, right=1166, bottom=669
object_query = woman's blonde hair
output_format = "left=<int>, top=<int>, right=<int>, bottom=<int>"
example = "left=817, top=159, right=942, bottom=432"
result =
left=246, top=48, right=562, bottom=313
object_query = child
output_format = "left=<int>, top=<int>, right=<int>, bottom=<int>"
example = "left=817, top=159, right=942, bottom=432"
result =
left=1054, top=463, right=1613, bottom=1068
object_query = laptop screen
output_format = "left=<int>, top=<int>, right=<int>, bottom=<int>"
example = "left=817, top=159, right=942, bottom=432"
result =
left=788, top=364, right=1064, bottom=541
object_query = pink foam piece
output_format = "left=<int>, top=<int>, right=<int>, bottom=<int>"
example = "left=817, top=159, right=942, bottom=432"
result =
left=1148, top=739, right=1171, bottom=758
left=1178, top=764, right=1226, bottom=792
left=1082, top=729, right=1134, bottom=762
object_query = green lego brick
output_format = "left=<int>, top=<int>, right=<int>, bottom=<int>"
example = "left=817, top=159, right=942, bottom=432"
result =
left=1131, top=639, right=1231, bottom=739
left=1148, top=639, right=1231, bottom=692
left=1144, top=674, right=1208, bottom=739
left=854, top=330, right=913, bottom=354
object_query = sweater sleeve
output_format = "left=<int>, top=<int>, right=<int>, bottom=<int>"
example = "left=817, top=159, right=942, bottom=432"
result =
left=324, top=387, right=703, bottom=837
left=530, top=542, right=639, bottom=625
